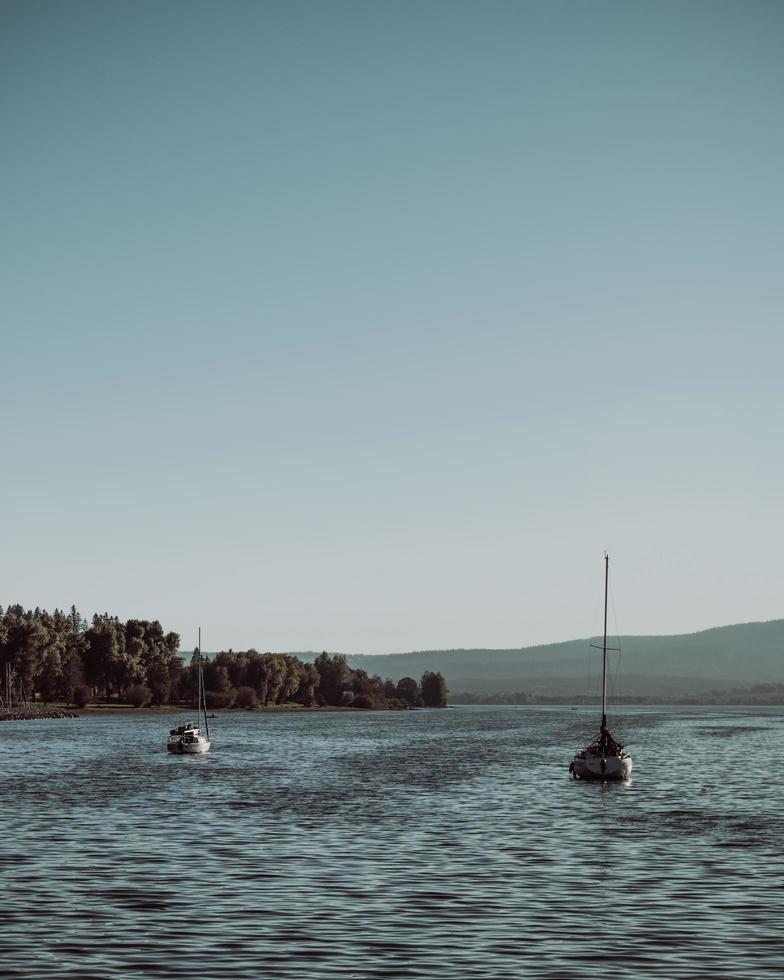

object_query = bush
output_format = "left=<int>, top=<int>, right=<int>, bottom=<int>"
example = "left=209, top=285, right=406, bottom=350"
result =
left=205, top=689, right=235, bottom=709
left=234, top=685, right=258, bottom=710
left=127, top=683, right=151, bottom=708
left=72, top=685, right=91, bottom=709
left=353, top=694, right=373, bottom=709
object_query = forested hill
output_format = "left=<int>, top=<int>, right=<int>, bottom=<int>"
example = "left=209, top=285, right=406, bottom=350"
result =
left=322, top=620, right=784, bottom=697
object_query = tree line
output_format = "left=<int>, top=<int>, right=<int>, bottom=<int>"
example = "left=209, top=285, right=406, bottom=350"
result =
left=0, top=604, right=448, bottom=710
left=196, top=650, right=446, bottom=710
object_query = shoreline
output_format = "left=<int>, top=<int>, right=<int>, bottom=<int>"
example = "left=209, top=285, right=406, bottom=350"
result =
left=10, top=699, right=783, bottom=720
left=61, top=703, right=411, bottom=716
left=4, top=701, right=782, bottom=722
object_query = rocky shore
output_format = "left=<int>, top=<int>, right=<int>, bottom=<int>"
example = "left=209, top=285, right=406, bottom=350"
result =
left=0, top=709, right=79, bottom=721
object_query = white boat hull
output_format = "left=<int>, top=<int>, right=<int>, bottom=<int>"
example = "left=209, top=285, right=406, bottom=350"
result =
left=167, top=736, right=211, bottom=754
left=570, top=751, right=632, bottom=781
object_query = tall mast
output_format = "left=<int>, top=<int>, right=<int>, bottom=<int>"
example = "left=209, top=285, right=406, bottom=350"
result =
left=601, top=552, right=609, bottom=728
left=196, top=626, right=201, bottom=725
left=199, top=627, right=210, bottom=741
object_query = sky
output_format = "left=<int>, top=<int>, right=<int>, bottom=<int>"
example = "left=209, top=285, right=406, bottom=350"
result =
left=1, top=0, right=783, bottom=653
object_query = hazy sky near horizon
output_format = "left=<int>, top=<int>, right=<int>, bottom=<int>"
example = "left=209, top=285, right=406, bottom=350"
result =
left=2, top=1, right=783, bottom=654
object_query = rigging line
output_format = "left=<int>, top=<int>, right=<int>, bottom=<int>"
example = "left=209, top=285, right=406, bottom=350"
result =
left=608, top=644, right=623, bottom=705
left=609, top=645, right=623, bottom=702
left=608, top=568, right=623, bottom=707
left=586, top=635, right=592, bottom=698
left=608, top=570, right=622, bottom=652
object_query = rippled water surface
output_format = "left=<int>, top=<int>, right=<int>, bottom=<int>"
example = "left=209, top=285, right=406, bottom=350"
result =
left=2, top=705, right=783, bottom=978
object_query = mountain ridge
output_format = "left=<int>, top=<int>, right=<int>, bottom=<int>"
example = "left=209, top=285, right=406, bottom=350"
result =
left=300, top=619, right=784, bottom=697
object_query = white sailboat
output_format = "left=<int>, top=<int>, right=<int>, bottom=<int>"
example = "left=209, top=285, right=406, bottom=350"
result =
left=570, top=555, right=632, bottom=781
left=167, top=629, right=212, bottom=754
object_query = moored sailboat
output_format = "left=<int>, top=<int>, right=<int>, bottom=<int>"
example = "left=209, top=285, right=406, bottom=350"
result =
left=167, top=629, right=212, bottom=754
left=570, top=555, right=632, bottom=781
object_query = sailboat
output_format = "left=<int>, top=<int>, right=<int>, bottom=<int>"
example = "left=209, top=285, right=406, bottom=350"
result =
left=569, top=555, right=632, bottom=780
left=167, top=629, right=212, bottom=754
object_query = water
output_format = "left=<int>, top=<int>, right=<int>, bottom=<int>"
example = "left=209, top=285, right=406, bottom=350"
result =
left=2, top=705, right=783, bottom=978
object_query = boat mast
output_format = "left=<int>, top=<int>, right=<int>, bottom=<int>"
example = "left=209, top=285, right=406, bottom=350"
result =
left=197, top=628, right=201, bottom=725
left=199, top=627, right=210, bottom=741
left=601, top=552, right=609, bottom=729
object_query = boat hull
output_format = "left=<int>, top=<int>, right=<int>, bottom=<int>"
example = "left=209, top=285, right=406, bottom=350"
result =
left=167, top=737, right=211, bottom=754
left=570, top=752, right=632, bottom=781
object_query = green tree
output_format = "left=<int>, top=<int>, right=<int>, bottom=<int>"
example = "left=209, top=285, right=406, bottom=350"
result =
left=84, top=614, right=121, bottom=696
left=421, top=671, right=448, bottom=707
left=396, top=676, right=422, bottom=707
left=4, top=614, right=47, bottom=700
left=244, top=651, right=269, bottom=703
left=72, top=684, right=91, bottom=709
left=234, top=685, right=258, bottom=709
left=294, top=662, right=319, bottom=706
left=280, top=656, right=304, bottom=703
left=35, top=610, right=66, bottom=704
left=127, top=683, right=151, bottom=707
left=265, top=655, right=287, bottom=704
left=314, top=652, right=351, bottom=706
left=69, top=605, right=85, bottom=634
left=60, top=631, right=87, bottom=701
left=211, top=664, right=232, bottom=694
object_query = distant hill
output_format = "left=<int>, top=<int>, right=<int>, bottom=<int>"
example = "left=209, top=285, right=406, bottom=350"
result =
left=322, top=620, right=784, bottom=698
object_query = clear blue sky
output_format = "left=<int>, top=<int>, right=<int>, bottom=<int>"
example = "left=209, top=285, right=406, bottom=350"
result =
left=2, top=0, right=782, bottom=653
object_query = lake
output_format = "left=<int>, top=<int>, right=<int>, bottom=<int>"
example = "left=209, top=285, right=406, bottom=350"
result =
left=2, top=705, right=783, bottom=978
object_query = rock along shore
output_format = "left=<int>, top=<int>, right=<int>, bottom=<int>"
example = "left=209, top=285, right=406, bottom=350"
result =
left=0, top=709, right=79, bottom=721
